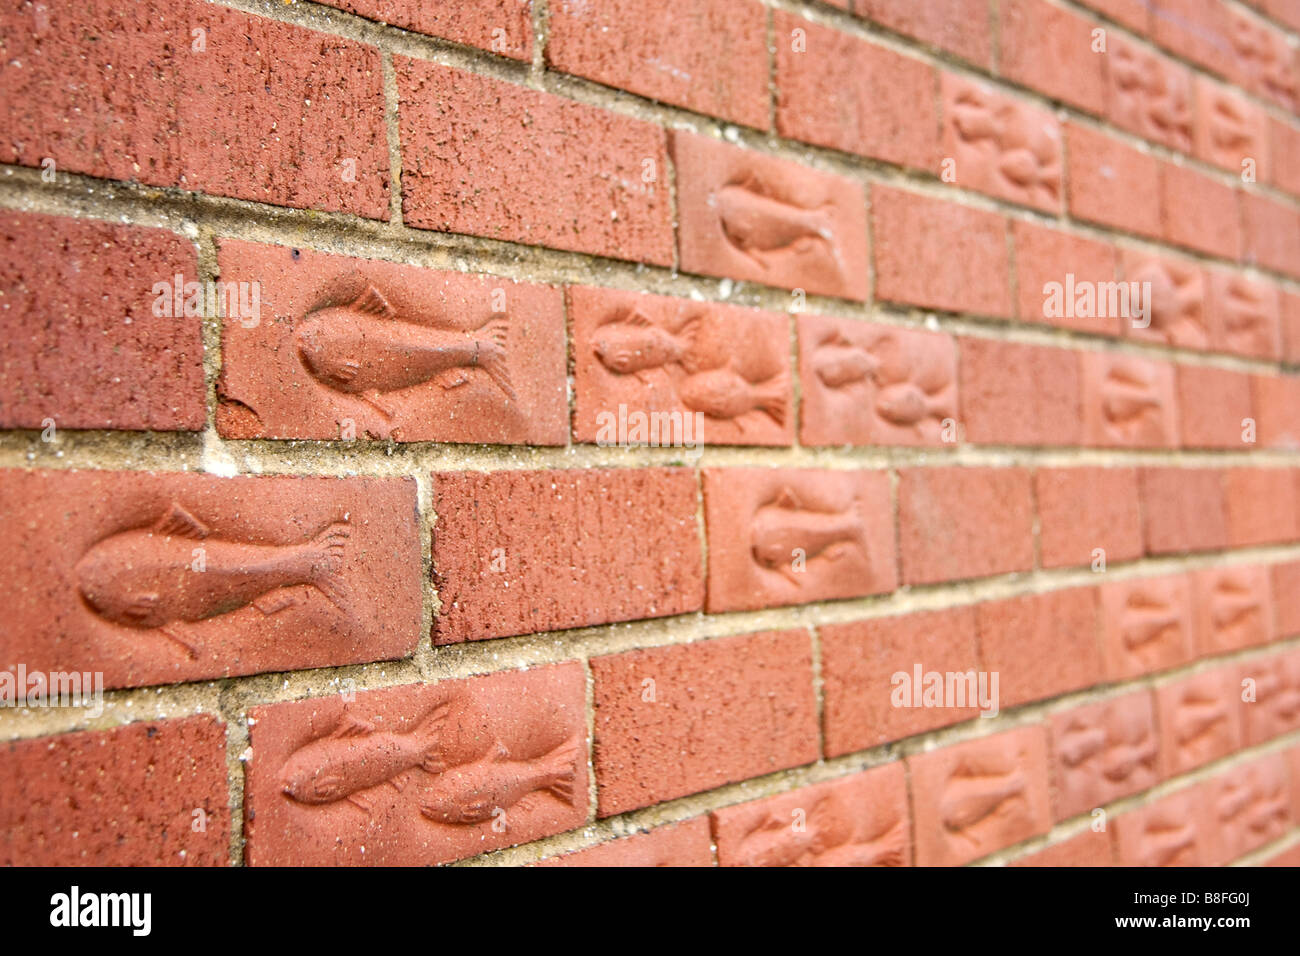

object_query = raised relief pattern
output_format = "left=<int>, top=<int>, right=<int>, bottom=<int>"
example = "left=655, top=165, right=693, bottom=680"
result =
left=750, top=486, right=869, bottom=585
left=946, top=80, right=1061, bottom=209
left=716, top=172, right=845, bottom=281
left=1108, top=41, right=1193, bottom=151
left=733, top=792, right=906, bottom=868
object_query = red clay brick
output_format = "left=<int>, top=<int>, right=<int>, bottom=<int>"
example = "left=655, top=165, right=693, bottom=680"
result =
left=1100, top=573, right=1196, bottom=679
left=1012, top=221, right=1121, bottom=335
left=1139, top=467, right=1229, bottom=554
left=908, top=726, right=1052, bottom=866
left=569, top=286, right=792, bottom=447
left=0, top=211, right=204, bottom=432
left=0, top=0, right=389, bottom=217
left=1192, top=564, right=1274, bottom=655
left=1206, top=271, right=1282, bottom=361
left=775, top=12, right=938, bottom=171
left=898, top=467, right=1035, bottom=585
left=977, top=588, right=1103, bottom=708
left=215, top=240, right=567, bottom=444
left=1122, top=251, right=1209, bottom=349
left=711, top=764, right=910, bottom=866
left=702, top=468, right=896, bottom=613
left=1150, top=0, right=1238, bottom=79
left=591, top=630, right=819, bottom=816
left=1159, top=162, right=1241, bottom=260
left=1223, top=469, right=1298, bottom=547
left=321, top=0, right=532, bottom=59
left=0, top=716, right=229, bottom=866
left=872, top=186, right=1012, bottom=317
left=1035, top=467, right=1143, bottom=570
left=1082, top=353, right=1179, bottom=449
left=429, top=468, right=703, bottom=643
left=959, top=339, right=1082, bottom=446
left=1252, top=373, right=1300, bottom=448
left=1104, top=34, right=1195, bottom=153
left=1272, top=117, right=1300, bottom=198
left=1283, top=290, right=1300, bottom=361
left=1011, top=828, right=1113, bottom=866
left=1260, top=0, right=1300, bottom=31
left=0, top=469, right=421, bottom=691
left=1228, top=6, right=1299, bottom=110
left=1176, top=365, right=1255, bottom=450
left=548, top=0, right=768, bottom=128
left=1241, top=192, right=1300, bottom=279
left=535, top=819, right=714, bottom=867
left=1205, top=753, right=1292, bottom=861
left=820, top=607, right=982, bottom=756
left=1238, top=648, right=1300, bottom=745
left=1273, top=560, right=1300, bottom=637
left=1194, top=77, right=1269, bottom=177
left=1078, top=0, right=1150, bottom=32
left=245, top=664, right=588, bottom=865
left=998, top=0, right=1106, bottom=115
left=1066, top=123, right=1162, bottom=237
left=1049, top=691, right=1159, bottom=821
left=1113, top=783, right=1219, bottom=866
left=397, top=60, right=672, bottom=265
left=1156, top=666, right=1243, bottom=777
left=672, top=131, right=869, bottom=300
left=854, top=0, right=993, bottom=67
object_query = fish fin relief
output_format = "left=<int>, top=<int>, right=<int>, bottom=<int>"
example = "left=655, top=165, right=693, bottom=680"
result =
left=776, top=563, right=804, bottom=587
left=541, top=737, right=581, bottom=806
left=156, top=623, right=201, bottom=660
left=416, top=703, right=451, bottom=775
left=153, top=502, right=210, bottom=540
left=755, top=373, right=788, bottom=427
left=345, top=792, right=374, bottom=814
left=122, top=592, right=160, bottom=625
left=352, top=284, right=396, bottom=320
left=434, top=369, right=470, bottom=390
left=252, top=590, right=302, bottom=616
left=472, top=315, right=517, bottom=403
left=330, top=712, right=376, bottom=739
left=621, top=308, right=654, bottom=328
left=359, top=389, right=397, bottom=420
left=772, top=486, right=804, bottom=511
left=305, top=519, right=355, bottom=618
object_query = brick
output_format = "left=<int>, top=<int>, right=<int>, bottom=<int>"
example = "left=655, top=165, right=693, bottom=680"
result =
left=0, top=0, right=388, bottom=217
left=1035, top=467, right=1143, bottom=570
left=820, top=607, right=982, bottom=756
left=1206, top=270, right=1281, bottom=359
left=1241, top=192, right=1300, bottom=279
left=1273, top=560, right=1300, bottom=636
left=1252, top=373, right=1300, bottom=449
left=959, top=339, right=1082, bottom=446
left=1082, top=353, right=1179, bottom=449
left=569, top=286, right=792, bottom=447
left=1266, top=843, right=1300, bottom=866
left=672, top=131, right=868, bottom=300
left=245, top=664, right=587, bottom=865
left=1139, top=467, right=1229, bottom=554
left=977, top=588, right=1103, bottom=708
left=908, top=727, right=1052, bottom=866
left=429, top=468, right=703, bottom=643
left=854, top=0, right=993, bottom=67
left=0, top=716, right=228, bottom=866
left=1223, top=469, right=1298, bottom=547
left=1049, top=691, right=1159, bottom=821
left=1104, top=34, right=1194, bottom=153
left=0, top=211, right=203, bottom=431
left=1113, top=783, right=1219, bottom=866
left=1159, top=162, right=1241, bottom=260
left=1121, top=251, right=1209, bottom=349
left=1012, top=221, right=1121, bottom=335
left=702, top=468, right=896, bottom=613
left=1283, top=290, right=1300, bottom=362
left=591, top=630, right=818, bottom=816
left=711, top=764, right=909, bottom=867
left=1192, top=564, right=1274, bottom=655
left=320, top=0, right=532, bottom=59
left=775, top=12, right=938, bottom=170
left=1205, top=754, right=1292, bottom=861
left=872, top=186, right=1012, bottom=317
left=1194, top=77, right=1269, bottom=177
left=1290, top=747, right=1300, bottom=823
left=549, top=0, right=768, bottom=128
left=1010, top=829, right=1113, bottom=866
left=898, top=467, right=1035, bottom=585
left=1155, top=667, right=1243, bottom=777
left=1077, top=0, right=1149, bottom=32
left=1260, top=0, right=1300, bottom=31
left=535, top=819, right=714, bottom=867
left=1271, top=117, right=1300, bottom=198
left=397, top=60, right=672, bottom=265
left=1100, top=573, right=1196, bottom=679
left=215, top=240, right=567, bottom=444
left=1228, top=7, right=1299, bottom=110
left=0, top=469, right=421, bottom=691
left=797, top=315, right=958, bottom=447
left=1238, top=648, right=1300, bottom=745
left=998, top=0, right=1106, bottom=115
left=1066, top=124, right=1162, bottom=237
left=1176, top=365, right=1254, bottom=449
left=1150, top=0, right=1237, bottom=79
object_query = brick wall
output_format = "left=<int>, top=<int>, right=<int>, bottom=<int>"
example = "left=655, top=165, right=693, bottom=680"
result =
left=1, top=0, right=1299, bottom=867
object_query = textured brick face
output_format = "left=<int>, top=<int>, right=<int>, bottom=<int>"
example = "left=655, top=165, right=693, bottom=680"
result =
left=976, top=588, right=1103, bottom=708
left=536, top=819, right=713, bottom=867
left=322, top=0, right=534, bottom=60
left=1049, top=691, right=1159, bottom=820
left=1035, top=467, right=1143, bottom=569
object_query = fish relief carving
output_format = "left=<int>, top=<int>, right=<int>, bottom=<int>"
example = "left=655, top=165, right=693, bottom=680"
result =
left=75, top=503, right=353, bottom=659
left=1099, top=362, right=1165, bottom=442
left=1209, top=575, right=1263, bottom=647
left=1207, top=95, right=1258, bottom=159
left=1109, top=44, right=1193, bottom=151
left=750, top=487, right=868, bottom=585
left=949, top=86, right=1061, bottom=204
left=1058, top=707, right=1157, bottom=791
left=1131, top=259, right=1205, bottom=347
left=810, top=331, right=880, bottom=390
left=939, top=759, right=1027, bottom=844
left=1140, top=815, right=1198, bottom=866
left=675, top=365, right=788, bottom=429
left=733, top=794, right=906, bottom=867
left=418, top=735, right=580, bottom=827
left=591, top=307, right=702, bottom=383
left=1219, top=280, right=1276, bottom=356
left=715, top=172, right=844, bottom=278
left=1174, top=688, right=1227, bottom=752
left=1121, top=589, right=1183, bottom=659
left=296, top=283, right=516, bottom=422
left=867, top=333, right=956, bottom=435
left=280, top=705, right=448, bottom=813
left=1231, top=14, right=1298, bottom=108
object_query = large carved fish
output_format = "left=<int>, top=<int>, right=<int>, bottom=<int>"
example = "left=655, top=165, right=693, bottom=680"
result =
left=419, top=737, right=580, bottom=826
left=812, top=333, right=878, bottom=389
left=592, top=308, right=701, bottom=381
left=716, top=175, right=842, bottom=274
left=940, top=767, right=1026, bottom=834
left=750, top=487, right=868, bottom=584
left=678, top=367, right=787, bottom=427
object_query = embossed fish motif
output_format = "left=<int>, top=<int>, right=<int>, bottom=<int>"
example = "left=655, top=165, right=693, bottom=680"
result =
left=75, top=503, right=352, bottom=659
left=750, top=487, right=868, bottom=584
left=296, top=284, right=515, bottom=418
left=875, top=381, right=954, bottom=428
left=1057, top=724, right=1107, bottom=768
left=1102, top=366, right=1161, bottom=428
left=1101, top=735, right=1157, bottom=783
left=280, top=706, right=448, bottom=812
left=1122, top=599, right=1180, bottom=650
left=716, top=174, right=843, bottom=274
left=592, top=308, right=701, bottom=381
left=1211, top=582, right=1260, bottom=632
left=940, top=766, right=1026, bottom=834
left=812, top=332, right=879, bottom=389
left=678, top=366, right=787, bottom=427
left=1175, top=696, right=1226, bottom=746
left=419, top=737, right=579, bottom=825
left=1145, top=820, right=1196, bottom=865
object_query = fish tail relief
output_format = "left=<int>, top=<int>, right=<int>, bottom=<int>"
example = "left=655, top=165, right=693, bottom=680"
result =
left=541, top=737, right=581, bottom=806
left=473, top=315, right=517, bottom=402
left=417, top=703, right=450, bottom=775
left=756, top=372, right=788, bottom=427
left=306, top=519, right=354, bottom=615
left=670, top=312, right=705, bottom=373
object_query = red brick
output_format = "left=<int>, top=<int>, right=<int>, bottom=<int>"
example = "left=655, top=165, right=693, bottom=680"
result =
left=797, top=315, right=958, bottom=447
left=1260, top=0, right=1300, bottom=31
left=959, top=339, right=1081, bottom=446
left=549, top=0, right=768, bottom=128
left=1049, top=691, right=1159, bottom=821
left=1104, top=34, right=1194, bottom=153
left=711, top=764, right=910, bottom=867
left=321, top=0, right=532, bottom=59
left=854, top=0, right=993, bottom=67
left=1150, top=0, right=1237, bottom=79
left=397, top=60, right=672, bottom=265
left=1238, top=648, right=1300, bottom=745
left=1290, top=746, right=1300, bottom=822
left=0, top=211, right=203, bottom=431
left=1176, top=365, right=1255, bottom=449
left=1010, top=828, right=1113, bottom=866
left=1252, top=373, right=1300, bottom=448
left=1207, top=271, right=1281, bottom=362
left=1228, top=7, right=1299, bottom=110
left=1271, top=117, right=1300, bottom=198
left=820, top=607, right=982, bottom=756
left=1139, top=467, right=1229, bottom=554
left=908, top=727, right=1052, bottom=866
left=1082, top=353, right=1179, bottom=448
left=1241, top=192, right=1300, bottom=279
left=999, top=0, right=1106, bottom=114
left=430, top=468, right=703, bottom=643
left=1192, top=564, right=1274, bottom=655
left=1194, top=77, right=1269, bottom=177
left=536, top=819, right=714, bottom=867
left=1273, top=560, right=1300, bottom=636
left=245, top=664, right=587, bottom=865
left=672, top=131, right=868, bottom=300
left=1266, top=843, right=1300, bottom=866
left=941, top=74, right=1062, bottom=213
left=591, top=630, right=818, bottom=816
left=1205, top=754, right=1292, bottom=861
left=872, top=186, right=1012, bottom=317
left=569, top=286, right=792, bottom=447
left=1077, top=0, right=1150, bottom=32
left=1100, top=573, right=1196, bottom=679
left=702, top=468, right=896, bottom=613
left=1283, top=290, right=1300, bottom=362
left=775, top=12, right=938, bottom=170
left=1223, top=469, right=1298, bottom=547
left=898, top=467, right=1035, bottom=585
left=1156, top=667, right=1243, bottom=777
left=1113, top=783, right=1219, bottom=866
left=0, top=0, right=388, bottom=217
left=1159, top=162, right=1241, bottom=260
left=977, top=588, right=1103, bottom=708
left=1066, top=124, right=1162, bottom=237
left=1121, top=251, right=1209, bottom=349
left=1012, top=221, right=1121, bottom=335
left=0, top=469, right=421, bottom=691
left=0, top=716, right=229, bottom=866
left=1035, top=467, right=1143, bottom=570
left=215, top=240, right=567, bottom=443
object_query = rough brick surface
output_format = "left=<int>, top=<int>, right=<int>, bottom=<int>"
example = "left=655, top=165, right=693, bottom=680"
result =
left=976, top=588, right=1103, bottom=708
left=998, top=0, right=1106, bottom=114
left=959, top=339, right=1081, bottom=446
left=536, top=819, right=714, bottom=867
left=1012, top=221, right=1120, bottom=335
left=1139, top=467, right=1229, bottom=554
left=1176, top=365, right=1254, bottom=450
left=1066, top=124, right=1162, bottom=237
left=855, top=0, right=993, bottom=67
left=321, top=0, right=533, bottom=59
left=1035, top=467, right=1143, bottom=570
